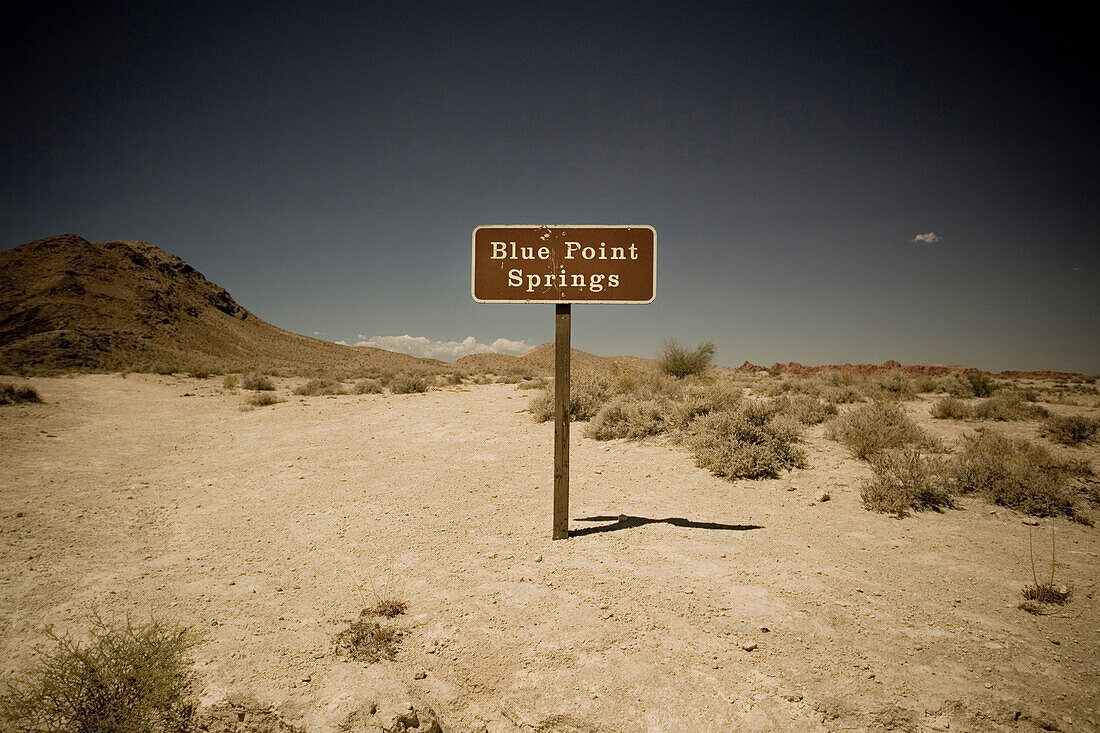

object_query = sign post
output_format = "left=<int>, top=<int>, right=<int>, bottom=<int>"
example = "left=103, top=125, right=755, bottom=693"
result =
left=472, top=225, right=656, bottom=539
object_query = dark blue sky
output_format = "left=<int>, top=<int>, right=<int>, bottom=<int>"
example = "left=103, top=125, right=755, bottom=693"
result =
left=3, top=1, right=1096, bottom=371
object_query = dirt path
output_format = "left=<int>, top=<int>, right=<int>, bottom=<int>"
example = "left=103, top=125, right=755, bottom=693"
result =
left=1, top=375, right=1097, bottom=732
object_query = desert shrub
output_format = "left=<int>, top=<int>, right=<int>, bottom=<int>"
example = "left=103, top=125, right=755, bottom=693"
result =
left=860, top=448, right=952, bottom=517
left=0, top=383, right=41, bottom=405
left=688, top=401, right=806, bottom=479
left=437, top=372, right=464, bottom=386
left=365, top=598, right=407, bottom=618
left=389, top=374, right=429, bottom=394
left=669, top=383, right=743, bottom=431
left=819, top=370, right=855, bottom=386
left=293, top=378, right=348, bottom=396
left=821, top=384, right=863, bottom=404
left=931, top=396, right=970, bottom=419
left=770, top=394, right=837, bottom=425
left=1041, top=413, right=1100, bottom=446
left=969, top=393, right=1047, bottom=421
left=246, top=392, right=281, bottom=407
left=187, top=366, right=215, bottom=379
left=910, top=375, right=940, bottom=393
left=0, top=615, right=198, bottom=733
left=870, top=370, right=914, bottom=400
left=516, top=377, right=547, bottom=390
left=611, top=370, right=680, bottom=400
left=333, top=610, right=402, bottom=663
left=946, top=429, right=1081, bottom=519
left=586, top=395, right=671, bottom=440
left=826, top=401, right=939, bottom=460
left=967, top=372, right=998, bottom=397
left=222, top=374, right=239, bottom=390
left=659, top=340, right=716, bottom=378
left=529, top=371, right=613, bottom=422
left=354, top=379, right=384, bottom=394
left=240, top=372, right=274, bottom=391
left=935, top=372, right=976, bottom=397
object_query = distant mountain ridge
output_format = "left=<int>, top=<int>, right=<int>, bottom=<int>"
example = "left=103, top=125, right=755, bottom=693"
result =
left=0, top=234, right=442, bottom=373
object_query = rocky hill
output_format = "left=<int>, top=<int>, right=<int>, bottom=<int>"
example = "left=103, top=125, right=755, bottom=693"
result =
left=0, top=234, right=441, bottom=374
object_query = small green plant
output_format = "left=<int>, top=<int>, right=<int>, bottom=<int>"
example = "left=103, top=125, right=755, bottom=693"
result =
left=293, top=378, right=348, bottom=396
left=388, top=373, right=429, bottom=394
left=0, top=383, right=41, bottom=405
left=240, top=372, right=274, bottom=391
left=860, top=448, right=952, bottom=517
left=688, top=401, right=806, bottom=479
left=333, top=610, right=402, bottom=663
left=825, top=401, right=939, bottom=460
left=1020, top=528, right=1072, bottom=614
left=946, top=429, right=1082, bottom=520
left=0, top=615, right=198, bottom=732
left=659, top=340, right=716, bottom=378
left=586, top=395, right=670, bottom=440
left=1041, top=413, right=1100, bottom=446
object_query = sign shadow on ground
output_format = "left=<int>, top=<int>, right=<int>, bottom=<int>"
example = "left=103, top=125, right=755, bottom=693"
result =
left=570, top=515, right=764, bottom=537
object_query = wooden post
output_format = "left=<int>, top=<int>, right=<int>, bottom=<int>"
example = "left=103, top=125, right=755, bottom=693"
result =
left=553, top=303, right=571, bottom=539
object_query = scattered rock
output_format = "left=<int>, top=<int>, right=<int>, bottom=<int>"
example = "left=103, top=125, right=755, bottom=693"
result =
left=740, top=641, right=758, bottom=652
left=816, top=491, right=830, bottom=503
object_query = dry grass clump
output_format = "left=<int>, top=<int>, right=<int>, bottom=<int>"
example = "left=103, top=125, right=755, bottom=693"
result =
left=946, top=428, right=1085, bottom=520
left=1020, top=529, right=1072, bottom=614
left=688, top=400, right=806, bottom=479
left=659, top=339, right=716, bottom=378
left=935, top=371, right=998, bottom=397
left=293, top=378, right=348, bottom=396
left=353, top=379, right=384, bottom=394
left=1041, top=413, right=1100, bottom=446
left=516, top=377, right=548, bottom=390
left=0, top=615, right=198, bottom=733
left=222, top=374, right=239, bottom=390
left=826, top=401, right=939, bottom=459
left=930, top=396, right=969, bottom=419
left=0, top=383, right=41, bottom=404
left=240, top=372, right=274, bottom=391
left=388, top=373, right=429, bottom=394
left=246, top=392, right=282, bottom=407
left=333, top=610, right=403, bottom=663
left=585, top=395, right=671, bottom=440
left=860, top=448, right=953, bottom=517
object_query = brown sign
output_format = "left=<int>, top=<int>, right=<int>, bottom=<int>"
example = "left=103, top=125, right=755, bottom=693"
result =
left=472, top=225, right=656, bottom=304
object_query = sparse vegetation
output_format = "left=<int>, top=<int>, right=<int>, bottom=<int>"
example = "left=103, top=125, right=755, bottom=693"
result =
left=946, top=428, right=1084, bottom=520
left=529, top=370, right=613, bottom=422
left=0, top=383, right=41, bottom=404
left=659, top=339, right=716, bottom=379
left=1020, top=529, right=1072, bottom=614
left=825, top=401, right=939, bottom=459
left=585, top=395, right=671, bottom=440
left=769, top=393, right=837, bottom=425
left=240, top=372, right=274, bottom=391
left=222, top=374, right=239, bottom=389
left=388, top=373, right=429, bottom=394
left=293, top=378, right=348, bottom=396
left=871, top=370, right=915, bottom=400
left=354, top=379, right=384, bottom=394
left=246, top=392, right=282, bottom=407
left=1041, top=413, right=1100, bottom=446
left=931, top=393, right=1048, bottom=421
left=669, top=383, right=742, bottom=431
left=333, top=610, right=402, bottom=663
left=0, top=615, right=199, bottom=733
left=688, top=400, right=806, bottom=479
left=860, top=448, right=952, bottom=517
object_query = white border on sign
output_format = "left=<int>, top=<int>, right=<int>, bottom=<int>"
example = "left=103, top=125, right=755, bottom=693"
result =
left=470, top=225, right=657, bottom=304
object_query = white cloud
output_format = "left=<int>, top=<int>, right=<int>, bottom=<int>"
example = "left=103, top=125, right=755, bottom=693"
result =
left=912, top=232, right=941, bottom=244
left=354, top=334, right=532, bottom=361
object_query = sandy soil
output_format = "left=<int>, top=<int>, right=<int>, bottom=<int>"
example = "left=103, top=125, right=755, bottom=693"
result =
left=1, top=375, right=1097, bottom=732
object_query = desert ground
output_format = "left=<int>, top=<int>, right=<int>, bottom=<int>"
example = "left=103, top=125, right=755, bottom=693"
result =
left=1, top=374, right=1097, bottom=732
